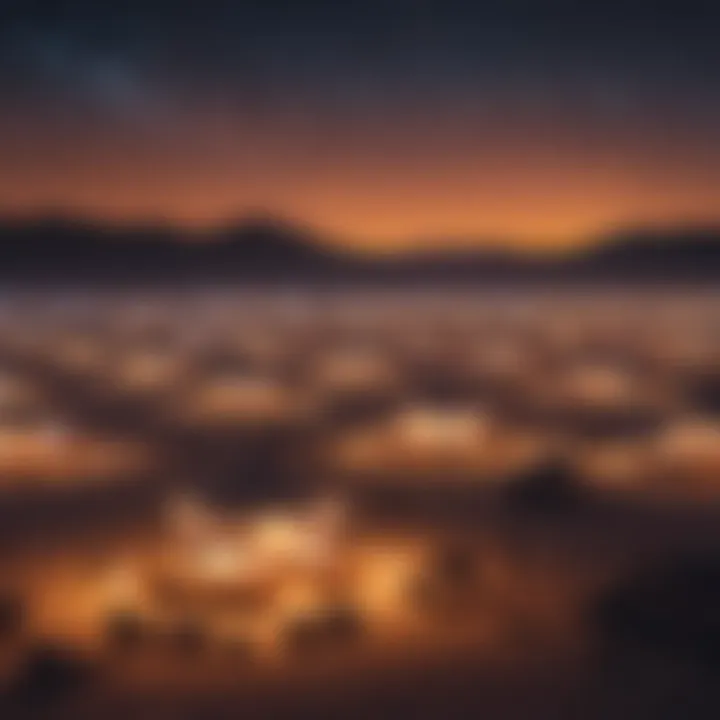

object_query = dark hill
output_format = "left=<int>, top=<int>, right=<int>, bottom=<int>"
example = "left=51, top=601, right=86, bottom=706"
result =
left=0, top=215, right=718, bottom=285
left=573, top=226, right=720, bottom=281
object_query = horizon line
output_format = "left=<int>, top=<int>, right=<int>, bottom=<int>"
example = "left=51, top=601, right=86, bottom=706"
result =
left=1, top=206, right=720, bottom=258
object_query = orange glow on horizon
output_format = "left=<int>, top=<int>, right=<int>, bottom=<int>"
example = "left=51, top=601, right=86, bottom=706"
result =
left=2, top=109, right=720, bottom=252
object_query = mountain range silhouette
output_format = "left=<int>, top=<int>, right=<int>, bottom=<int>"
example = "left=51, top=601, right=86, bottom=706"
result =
left=0, top=214, right=718, bottom=286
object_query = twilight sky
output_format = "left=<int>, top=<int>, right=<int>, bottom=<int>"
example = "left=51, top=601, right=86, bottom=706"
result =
left=1, top=0, right=720, bottom=250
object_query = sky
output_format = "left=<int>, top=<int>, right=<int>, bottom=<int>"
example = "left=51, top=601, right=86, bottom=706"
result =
left=1, top=0, right=720, bottom=250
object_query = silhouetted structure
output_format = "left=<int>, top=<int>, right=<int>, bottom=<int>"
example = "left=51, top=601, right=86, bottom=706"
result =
left=594, top=552, right=720, bottom=670
left=8, top=642, right=98, bottom=708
